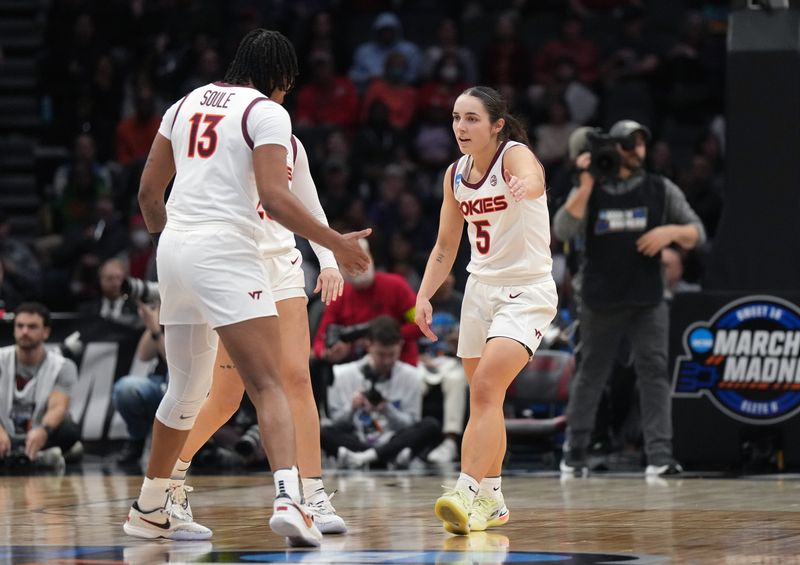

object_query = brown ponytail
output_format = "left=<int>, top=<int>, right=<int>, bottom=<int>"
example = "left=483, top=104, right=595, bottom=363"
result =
left=461, top=85, right=530, bottom=146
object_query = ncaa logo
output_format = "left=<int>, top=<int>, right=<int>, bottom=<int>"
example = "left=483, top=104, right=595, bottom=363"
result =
left=672, top=296, right=800, bottom=424
left=490, top=174, right=497, bottom=186
left=454, top=173, right=462, bottom=188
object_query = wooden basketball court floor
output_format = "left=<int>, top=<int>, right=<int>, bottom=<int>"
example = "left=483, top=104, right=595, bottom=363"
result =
left=2, top=471, right=800, bottom=564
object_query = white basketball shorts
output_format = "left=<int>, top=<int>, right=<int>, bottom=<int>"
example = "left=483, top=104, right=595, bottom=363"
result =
left=157, top=226, right=277, bottom=328
left=263, top=247, right=306, bottom=302
left=457, top=274, right=558, bottom=359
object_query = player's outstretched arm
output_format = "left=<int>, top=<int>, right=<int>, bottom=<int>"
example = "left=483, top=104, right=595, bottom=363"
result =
left=138, top=133, right=175, bottom=239
left=502, top=144, right=546, bottom=202
left=253, top=143, right=370, bottom=275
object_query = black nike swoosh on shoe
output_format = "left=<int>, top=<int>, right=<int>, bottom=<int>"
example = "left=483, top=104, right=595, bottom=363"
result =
left=492, top=486, right=501, bottom=491
left=509, top=292, right=523, bottom=299
left=468, top=485, right=478, bottom=494
left=141, top=517, right=171, bottom=530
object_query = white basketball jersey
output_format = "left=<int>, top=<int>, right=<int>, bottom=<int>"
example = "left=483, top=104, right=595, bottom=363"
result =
left=158, top=82, right=292, bottom=234
left=256, top=136, right=337, bottom=270
left=452, top=140, right=553, bottom=284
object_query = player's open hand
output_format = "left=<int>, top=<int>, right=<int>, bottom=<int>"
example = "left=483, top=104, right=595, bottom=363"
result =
left=504, top=168, right=529, bottom=202
left=315, top=267, right=344, bottom=305
left=415, top=297, right=437, bottom=341
left=335, top=229, right=372, bottom=275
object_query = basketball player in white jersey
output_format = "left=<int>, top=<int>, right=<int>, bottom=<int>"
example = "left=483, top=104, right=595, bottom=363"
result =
left=415, top=86, right=557, bottom=535
left=171, top=134, right=347, bottom=534
left=126, top=29, right=369, bottom=546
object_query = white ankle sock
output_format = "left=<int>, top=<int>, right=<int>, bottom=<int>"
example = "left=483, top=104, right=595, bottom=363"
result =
left=479, top=475, right=503, bottom=502
left=454, top=472, right=480, bottom=503
left=171, top=458, right=191, bottom=481
left=137, top=477, right=171, bottom=512
left=274, top=466, right=301, bottom=502
left=302, top=477, right=325, bottom=500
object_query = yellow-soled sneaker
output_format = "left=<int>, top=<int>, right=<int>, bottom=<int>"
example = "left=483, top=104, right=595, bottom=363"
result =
left=435, top=488, right=473, bottom=535
left=469, top=495, right=509, bottom=531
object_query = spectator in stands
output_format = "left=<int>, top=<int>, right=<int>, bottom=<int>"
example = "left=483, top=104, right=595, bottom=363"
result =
left=0, top=303, right=80, bottom=470
left=349, top=12, right=422, bottom=91
left=114, top=83, right=160, bottom=167
left=421, top=18, right=477, bottom=85
left=112, top=300, right=167, bottom=465
left=534, top=98, right=578, bottom=173
left=351, top=100, right=408, bottom=189
left=0, top=261, right=24, bottom=314
left=534, top=15, right=599, bottom=85
left=313, top=239, right=421, bottom=367
left=78, top=258, right=142, bottom=328
left=321, top=316, right=440, bottom=468
left=295, top=50, right=360, bottom=133
left=361, top=52, right=418, bottom=131
left=554, top=119, right=706, bottom=477
left=480, top=12, right=529, bottom=89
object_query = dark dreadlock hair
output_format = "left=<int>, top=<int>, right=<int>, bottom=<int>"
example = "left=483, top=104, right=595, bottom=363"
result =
left=461, top=85, right=530, bottom=147
left=224, top=29, right=298, bottom=96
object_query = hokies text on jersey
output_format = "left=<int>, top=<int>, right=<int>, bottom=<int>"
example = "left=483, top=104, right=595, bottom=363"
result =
left=459, top=195, right=508, bottom=217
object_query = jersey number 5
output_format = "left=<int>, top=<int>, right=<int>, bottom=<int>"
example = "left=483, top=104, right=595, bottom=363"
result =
left=473, top=220, right=491, bottom=254
left=188, top=113, right=224, bottom=158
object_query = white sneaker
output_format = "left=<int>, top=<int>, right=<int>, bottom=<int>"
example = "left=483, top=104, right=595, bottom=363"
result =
left=394, top=447, right=413, bottom=469
left=169, top=481, right=193, bottom=520
left=427, top=438, right=458, bottom=463
left=306, top=489, right=347, bottom=534
left=123, top=500, right=212, bottom=540
left=35, top=446, right=65, bottom=473
left=269, top=495, right=322, bottom=547
left=337, top=446, right=368, bottom=469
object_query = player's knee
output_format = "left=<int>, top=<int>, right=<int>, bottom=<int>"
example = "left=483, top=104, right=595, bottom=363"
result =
left=469, top=378, right=500, bottom=410
left=281, top=366, right=312, bottom=396
left=156, top=392, right=206, bottom=430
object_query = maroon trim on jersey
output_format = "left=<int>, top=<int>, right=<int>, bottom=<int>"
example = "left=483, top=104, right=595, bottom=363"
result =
left=241, top=96, right=270, bottom=150
left=170, top=95, right=188, bottom=134
left=460, top=140, right=508, bottom=190
left=290, top=135, right=298, bottom=165
left=448, top=158, right=460, bottom=192
left=212, top=81, right=258, bottom=90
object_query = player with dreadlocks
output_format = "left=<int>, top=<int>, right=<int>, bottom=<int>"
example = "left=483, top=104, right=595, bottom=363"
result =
left=124, top=29, right=370, bottom=546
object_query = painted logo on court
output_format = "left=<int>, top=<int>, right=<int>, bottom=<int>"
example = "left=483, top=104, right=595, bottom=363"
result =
left=672, top=295, right=800, bottom=424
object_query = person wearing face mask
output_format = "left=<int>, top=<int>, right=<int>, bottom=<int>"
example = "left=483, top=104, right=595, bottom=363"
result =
left=553, top=119, right=706, bottom=478
left=361, top=51, right=418, bottom=130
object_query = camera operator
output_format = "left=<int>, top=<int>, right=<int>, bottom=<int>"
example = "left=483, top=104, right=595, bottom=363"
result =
left=111, top=300, right=167, bottom=465
left=320, top=316, right=440, bottom=469
left=553, top=120, right=706, bottom=477
left=0, top=303, right=80, bottom=469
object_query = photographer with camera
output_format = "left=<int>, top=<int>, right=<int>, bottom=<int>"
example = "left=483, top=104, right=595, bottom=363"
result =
left=0, top=303, right=80, bottom=471
left=320, top=316, right=440, bottom=469
left=553, top=119, right=706, bottom=477
left=78, top=258, right=155, bottom=329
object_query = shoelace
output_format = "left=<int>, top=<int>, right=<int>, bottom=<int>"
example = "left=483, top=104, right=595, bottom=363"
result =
left=440, top=486, right=473, bottom=510
left=167, top=484, right=193, bottom=519
left=307, top=490, right=338, bottom=515
left=472, top=495, right=497, bottom=517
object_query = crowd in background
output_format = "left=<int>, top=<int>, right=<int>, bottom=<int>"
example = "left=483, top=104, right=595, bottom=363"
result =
left=0, top=0, right=731, bottom=470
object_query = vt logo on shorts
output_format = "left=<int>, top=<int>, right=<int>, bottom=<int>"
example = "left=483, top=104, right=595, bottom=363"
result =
left=248, top=290, right=263, bottom=300
left=534, top=329, right=542, bottom=339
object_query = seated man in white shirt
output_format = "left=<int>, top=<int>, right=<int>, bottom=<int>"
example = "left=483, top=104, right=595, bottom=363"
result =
left=321, top=316, right=440, bottom=468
